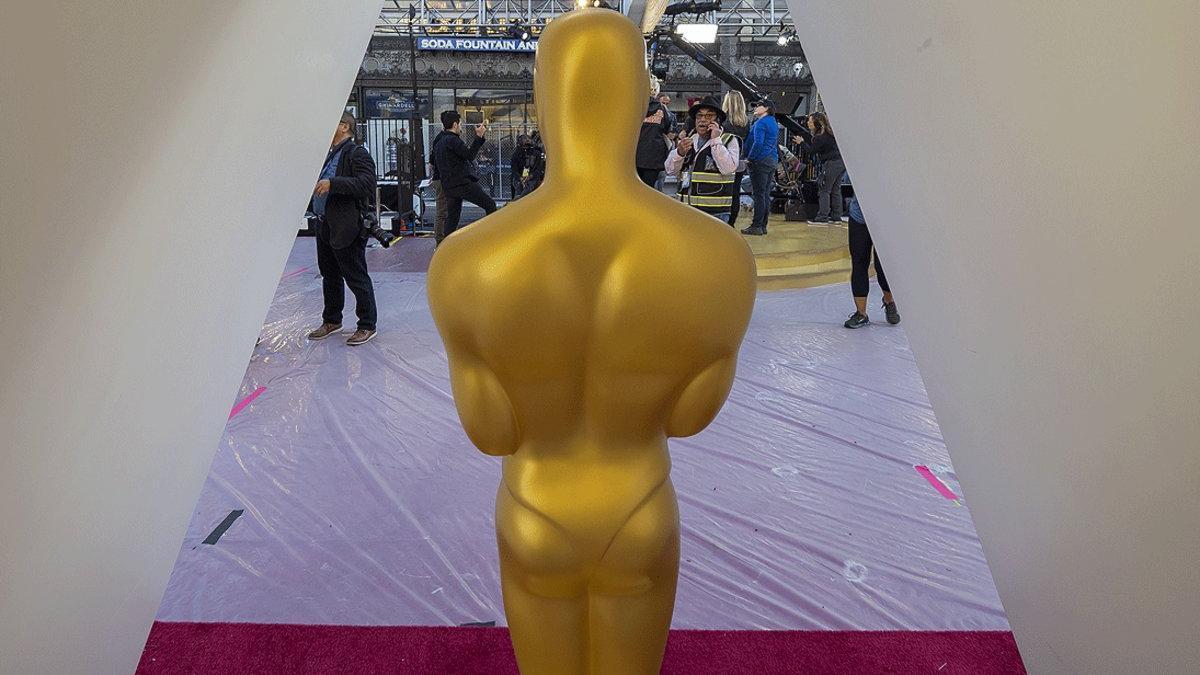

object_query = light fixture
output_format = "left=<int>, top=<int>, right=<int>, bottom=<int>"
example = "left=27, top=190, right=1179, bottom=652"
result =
left=676, top=23, right=718, bottom=44
left=776, top=33, right=788, bottom=46
left=507, top=20, right=531, bottom=41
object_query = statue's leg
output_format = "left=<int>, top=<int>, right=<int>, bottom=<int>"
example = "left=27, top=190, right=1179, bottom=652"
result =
left=588, top=481, right=681, bottom=675
left=497, top=486, right=589, bottom=675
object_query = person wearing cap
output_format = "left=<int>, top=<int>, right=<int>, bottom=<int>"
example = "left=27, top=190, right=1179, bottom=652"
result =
left=665, top=95, right=741, bottom=223
left=740, top=97, right=780, bottom=235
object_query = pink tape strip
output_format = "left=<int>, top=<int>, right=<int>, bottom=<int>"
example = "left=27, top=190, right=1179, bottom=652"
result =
left=282, top=265, right=312, bottom=279
left=229, top=386, right=267, bottom=420
left=915, top=465, right=960, bottom=500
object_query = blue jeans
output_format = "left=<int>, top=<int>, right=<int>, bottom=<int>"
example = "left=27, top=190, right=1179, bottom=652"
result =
left=748, top=159, right=777, bottom=230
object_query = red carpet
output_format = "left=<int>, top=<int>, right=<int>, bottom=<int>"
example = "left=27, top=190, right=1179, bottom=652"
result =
left=138, top=622, right=1025, bottom=674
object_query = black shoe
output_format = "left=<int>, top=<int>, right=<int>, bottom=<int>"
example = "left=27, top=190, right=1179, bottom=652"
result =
left=844, top=312, right=870, bottom=329
left=740, top=226, right=767, bottom=236
left=883, top=301, right=901, bottom=325
left=808, top=216, right=829, bottom=224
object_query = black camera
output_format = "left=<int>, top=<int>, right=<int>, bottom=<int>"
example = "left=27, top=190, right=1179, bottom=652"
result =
left=361, top=210, right=397, bottom=248
left=664, top=1, right=721, bottom=16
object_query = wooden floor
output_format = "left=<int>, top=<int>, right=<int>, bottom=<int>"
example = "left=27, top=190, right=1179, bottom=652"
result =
left=731, top=212, right=852, bottom=290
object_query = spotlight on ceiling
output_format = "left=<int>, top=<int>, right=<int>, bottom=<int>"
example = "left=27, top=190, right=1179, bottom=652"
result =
left=507, top=20, right=531, bottom=41
left=675, top=23, right=718, bottom=44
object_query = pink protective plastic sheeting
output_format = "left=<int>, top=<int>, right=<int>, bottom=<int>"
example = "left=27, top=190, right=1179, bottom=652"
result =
left=156, top=237, right=1007, bottom=630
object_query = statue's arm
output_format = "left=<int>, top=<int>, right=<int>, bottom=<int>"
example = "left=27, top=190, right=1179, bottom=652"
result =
left=665, top=354, right=738, bottom=438
left=429, top=257, right=521, bottom=456
left=444, top=343, right=521, bottom=456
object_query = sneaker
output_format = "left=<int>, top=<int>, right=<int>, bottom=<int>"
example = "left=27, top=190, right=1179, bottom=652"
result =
left=307, top=323, right=341, bottom=340
left=883, top=301, right=901, bottom=325
left=844, top=312, right=870, bottom=329
left=808, top=216, right=830, bottom=224
left=346, top=328, right=377, bottom=346
left=740, top=226, right=767, bottom=236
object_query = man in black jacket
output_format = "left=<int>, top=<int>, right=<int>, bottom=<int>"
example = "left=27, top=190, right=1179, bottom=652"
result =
left=307, top=111, right=379, bottom=346
left=636, top=101, right=670, bottom=188
left=431, top=110, right=496, bottom=243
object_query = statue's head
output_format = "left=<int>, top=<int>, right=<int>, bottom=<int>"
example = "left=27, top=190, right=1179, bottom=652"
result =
left=533, top=8, right=648, bottom=179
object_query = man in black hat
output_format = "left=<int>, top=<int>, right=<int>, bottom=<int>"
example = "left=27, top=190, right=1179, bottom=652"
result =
left=664, top=95, right=741, bottom=223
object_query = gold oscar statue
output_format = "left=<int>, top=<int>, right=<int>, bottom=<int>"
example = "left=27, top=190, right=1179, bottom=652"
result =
left=427, top=8, right=756, bottom=674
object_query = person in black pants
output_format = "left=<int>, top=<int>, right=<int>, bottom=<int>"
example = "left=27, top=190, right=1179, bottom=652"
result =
left=794, top=111, right=846, bottom=223
left=722, top=90, right=750, bottom=226
left=844, top=195, right=900, bottom=328
left=510, top=134, right=529, bottom=199
left=307, top=111, right=379, bottom=346
left=431, top=110, right=496, bottom=242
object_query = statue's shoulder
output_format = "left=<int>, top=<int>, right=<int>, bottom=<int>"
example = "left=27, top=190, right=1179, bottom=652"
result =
left=427, top=213, right=534, bottom=304
left=656, top=208, right=757, bottom=277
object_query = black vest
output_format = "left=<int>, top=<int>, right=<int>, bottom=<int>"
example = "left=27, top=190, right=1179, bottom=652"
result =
left=679, top=133, right=737, bottom=214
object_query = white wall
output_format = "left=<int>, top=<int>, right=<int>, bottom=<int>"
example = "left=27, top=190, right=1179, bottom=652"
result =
left=784, top=1, right=1199, bottom=672
left=0, top=2, right=381, bottom=673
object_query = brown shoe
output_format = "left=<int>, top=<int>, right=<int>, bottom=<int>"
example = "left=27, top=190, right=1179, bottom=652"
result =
left=307, top=322, right=341, bottom=340
left=346, top=328, right=377, bottom=346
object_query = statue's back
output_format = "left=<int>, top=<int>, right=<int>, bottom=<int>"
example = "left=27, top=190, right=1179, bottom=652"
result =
left=429, top=189, right=755, bottom=447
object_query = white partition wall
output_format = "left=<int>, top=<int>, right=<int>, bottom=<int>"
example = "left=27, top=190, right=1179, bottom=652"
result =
left=784, top=2, right=1199, bottom=673
left=0, top=2, right=381, bottom=673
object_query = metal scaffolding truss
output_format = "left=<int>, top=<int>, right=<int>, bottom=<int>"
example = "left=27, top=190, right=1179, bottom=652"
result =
left=376, top=0, right=792, bottom=39
left=377, top=0, right=620, bottom=35
left=710, top=0, right=792, bottom=37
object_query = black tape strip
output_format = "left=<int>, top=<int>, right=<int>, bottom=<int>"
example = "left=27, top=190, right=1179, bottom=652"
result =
left=202, top=509, right=244, bottom=545
left=460, top=621, right=496, bottom=628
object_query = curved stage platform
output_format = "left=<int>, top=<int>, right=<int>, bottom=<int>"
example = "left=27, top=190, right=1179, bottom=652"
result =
left=143, top=235, right=1022, bottom=673
left=740, top=216, right=854, bottom=291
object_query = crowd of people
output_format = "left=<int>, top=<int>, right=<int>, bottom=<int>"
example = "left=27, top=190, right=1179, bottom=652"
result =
left=302, top=98, right=902, bottom=345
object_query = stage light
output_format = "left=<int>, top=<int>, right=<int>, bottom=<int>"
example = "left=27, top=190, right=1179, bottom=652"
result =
left=675, top=23, right=718, bottom=44
left=507, top=20, right=532, bottom=41
left=777, top=33, right=788, bottom=46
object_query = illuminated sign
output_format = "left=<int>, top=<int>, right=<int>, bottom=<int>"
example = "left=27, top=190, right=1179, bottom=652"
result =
left=416, top=36, right=537, bottom=52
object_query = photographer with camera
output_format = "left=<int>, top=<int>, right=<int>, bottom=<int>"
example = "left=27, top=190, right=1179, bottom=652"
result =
left=665, top=96, right=740, bottom=223
left=431, top=110, right=497, bottom=242
left=307, top=111, right=379, bottom=346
